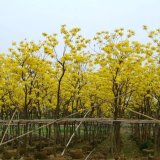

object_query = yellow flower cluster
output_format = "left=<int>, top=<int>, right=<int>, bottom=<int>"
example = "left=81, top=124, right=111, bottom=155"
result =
left=44, top=46, right=54, bottom=55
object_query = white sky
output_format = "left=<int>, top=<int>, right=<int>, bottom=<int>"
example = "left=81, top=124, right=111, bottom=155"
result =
left=0, top=0, right=160, bottom=52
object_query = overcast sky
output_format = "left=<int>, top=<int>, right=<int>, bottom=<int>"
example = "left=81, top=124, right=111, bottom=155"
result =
left=0, top=0, right=160, bottom=52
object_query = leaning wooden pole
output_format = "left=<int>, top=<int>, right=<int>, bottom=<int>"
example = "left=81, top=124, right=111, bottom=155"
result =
left=0, top=109, right=17, bottom=144
left=84, top=148, right=95, bottom=160
left=126, top=108, right=160, bottom=123
left=0, top=109, right=86, bottom=146
left=61, top=109, right=91, bottom=156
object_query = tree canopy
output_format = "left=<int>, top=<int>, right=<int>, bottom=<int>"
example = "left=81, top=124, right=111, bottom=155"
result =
left=0, top=25, right=160, bottom=119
